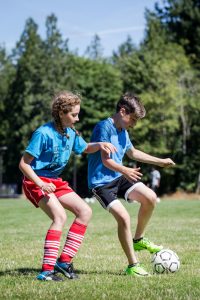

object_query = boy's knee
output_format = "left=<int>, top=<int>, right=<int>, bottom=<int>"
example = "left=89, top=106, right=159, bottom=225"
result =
left=146, top=191, right=157, bottom=207
left=117, top=212, right=131, bottom=228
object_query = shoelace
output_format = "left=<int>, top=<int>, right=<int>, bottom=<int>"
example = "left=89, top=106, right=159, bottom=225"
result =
left=142, top=238, right=153, bottom=245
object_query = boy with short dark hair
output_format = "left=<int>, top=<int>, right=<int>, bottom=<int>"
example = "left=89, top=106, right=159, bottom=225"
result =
left=88, top=92, right=175, bottom=277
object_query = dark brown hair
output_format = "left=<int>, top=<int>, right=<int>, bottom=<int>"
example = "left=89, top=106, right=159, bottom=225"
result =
left=116, top=92, right=146, bottom=119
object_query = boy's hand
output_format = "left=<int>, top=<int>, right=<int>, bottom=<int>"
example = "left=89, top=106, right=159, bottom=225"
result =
left=157, top=158, right=175, bottom=168
left=122, top=167, right=143, bottom=182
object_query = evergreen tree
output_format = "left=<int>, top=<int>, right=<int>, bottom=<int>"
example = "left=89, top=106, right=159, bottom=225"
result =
left=0, top=46, right=15, bottom=145
left=85, top=34, right=104, bottom=60
left=4, top=18, right=46, bottom=185
left=113, top=35, right=136, bottom=61
left=142, top=8, right=200, bottom=192
left=0, top=47, right=15, bottom=186
left=42, top=14, right=70, bottom=92
left=153, top=0, right=200, bottom=66
left=4, top=15, right=72, bottom=186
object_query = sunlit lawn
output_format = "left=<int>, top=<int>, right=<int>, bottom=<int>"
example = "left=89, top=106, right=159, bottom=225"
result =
left=0, top=197, right=199, bottom=300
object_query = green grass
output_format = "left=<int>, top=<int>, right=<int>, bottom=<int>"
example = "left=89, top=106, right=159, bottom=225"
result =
left=0, top=197, right=200, bottom=300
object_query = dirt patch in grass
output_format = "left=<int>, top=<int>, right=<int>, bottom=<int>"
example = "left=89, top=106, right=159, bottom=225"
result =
left=163, top=190, right=200, bottom=200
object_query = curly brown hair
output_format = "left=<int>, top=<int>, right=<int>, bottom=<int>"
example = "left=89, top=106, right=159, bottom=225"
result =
left=52, top=91, right=81, bottom=135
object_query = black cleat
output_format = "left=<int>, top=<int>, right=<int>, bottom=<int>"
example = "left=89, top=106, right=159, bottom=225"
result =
left=54, top=261, right=79, bottom=279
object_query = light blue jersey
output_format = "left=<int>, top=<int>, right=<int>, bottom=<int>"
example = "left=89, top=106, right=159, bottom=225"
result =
left=25, top=122, right=87, bottom=178
left=88, top=118, right=133, bottom=189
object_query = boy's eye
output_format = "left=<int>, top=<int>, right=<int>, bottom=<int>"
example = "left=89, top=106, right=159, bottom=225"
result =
left=72, top=114, right=78, bottom=117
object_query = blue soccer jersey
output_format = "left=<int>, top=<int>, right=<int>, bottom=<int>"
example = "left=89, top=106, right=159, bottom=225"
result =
left=88, top=118, right=133, bottom=189
left=25, top=122, right=87, bottom=178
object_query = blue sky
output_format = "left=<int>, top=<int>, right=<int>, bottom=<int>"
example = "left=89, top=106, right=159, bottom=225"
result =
left=0, top=0, right=161, bottom=56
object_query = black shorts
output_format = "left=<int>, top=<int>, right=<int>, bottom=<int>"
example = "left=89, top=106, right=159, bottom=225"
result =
left=92, top=176, right=143, bottom=210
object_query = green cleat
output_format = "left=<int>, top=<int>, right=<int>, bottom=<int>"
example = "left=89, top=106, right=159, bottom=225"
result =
left=133, top=237, right=163, bottom=253
left=125, top=263, right=150, bottom=277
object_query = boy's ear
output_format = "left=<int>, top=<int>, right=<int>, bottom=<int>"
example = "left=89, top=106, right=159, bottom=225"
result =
left=120, top=107, right=126, bottom=116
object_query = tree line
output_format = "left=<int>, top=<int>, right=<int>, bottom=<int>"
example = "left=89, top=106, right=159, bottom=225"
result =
left=0, top=0, right=199, bottom=196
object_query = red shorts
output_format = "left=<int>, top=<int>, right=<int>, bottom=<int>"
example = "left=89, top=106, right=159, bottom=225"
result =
left=23, top=176, right=74, bottom=208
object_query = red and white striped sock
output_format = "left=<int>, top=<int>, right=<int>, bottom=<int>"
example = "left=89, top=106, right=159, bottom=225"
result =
left=59, top=221, right=87, bottom=263
left=42, top=229, right=62, bottom=271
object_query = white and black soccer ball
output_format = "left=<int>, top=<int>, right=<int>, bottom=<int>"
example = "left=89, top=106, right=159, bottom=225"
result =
left=152, top=249, right=180, bottom=274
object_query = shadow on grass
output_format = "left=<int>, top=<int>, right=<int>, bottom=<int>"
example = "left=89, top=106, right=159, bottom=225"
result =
left=0, top=268, right=123, bottom=277
left=76, top=269, right=123, bottom=276
left=0, top=268, right=40, bottom=277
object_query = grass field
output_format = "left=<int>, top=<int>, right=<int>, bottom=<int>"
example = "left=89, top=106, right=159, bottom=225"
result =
left=0, top=197, right=200, bottom=300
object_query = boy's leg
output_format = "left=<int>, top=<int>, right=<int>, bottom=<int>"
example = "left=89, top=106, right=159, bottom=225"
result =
left=109, top=201, right=149, bottom=276
left=92, top=181, right=150, bottom=277
left=55, top=193, right=92, bottom=278
left=110, top=201, right=138, bottom=265
left=127, top=184, right=163, bottom=253
left=128, top=184, right=157, bottom=239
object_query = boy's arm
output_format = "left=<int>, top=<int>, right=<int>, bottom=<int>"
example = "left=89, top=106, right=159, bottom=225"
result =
left=101, top=152, right=143, bottom=182
left=126, top=147, right=175, bottom=167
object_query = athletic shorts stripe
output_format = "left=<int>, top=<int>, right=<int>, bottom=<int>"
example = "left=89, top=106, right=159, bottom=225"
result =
left=125, top=182, right=145, bottom=201
left=23, top=179, right=41, bottom=207
left=92, top=188, right=107, bottom=209
left=107, top=199, right=121, bottom=211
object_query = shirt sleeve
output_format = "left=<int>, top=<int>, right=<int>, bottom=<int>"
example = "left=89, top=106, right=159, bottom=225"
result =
left=72, top=135, right=88, bottom=154
left=25, top=131, right=46, bottom=158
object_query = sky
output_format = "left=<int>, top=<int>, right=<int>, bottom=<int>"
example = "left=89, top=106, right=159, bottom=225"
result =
left=0, top=0, right=162, bottom=57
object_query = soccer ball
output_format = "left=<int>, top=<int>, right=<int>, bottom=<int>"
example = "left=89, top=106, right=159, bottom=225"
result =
left=152, top=249, right=180, bottom=274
